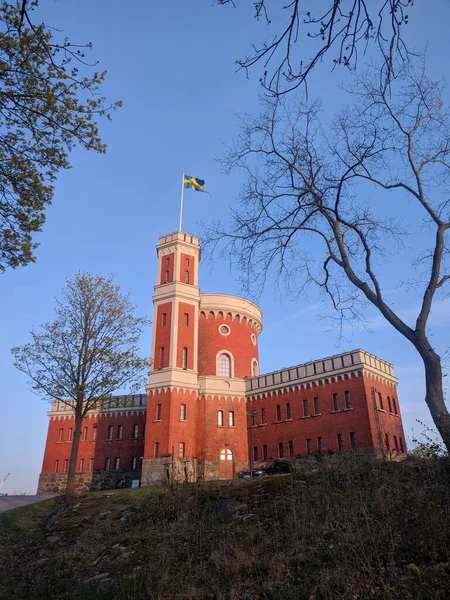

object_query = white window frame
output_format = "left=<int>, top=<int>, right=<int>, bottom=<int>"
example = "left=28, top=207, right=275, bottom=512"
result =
left=115, top=457, right=120, bottom=470
left=228, top=411, right=235, bottom=427
left=218, top=410, right=224, bottom=427
left=252, top=359, right=259, bottom=377
left=216, top=351, right=234, bottom=378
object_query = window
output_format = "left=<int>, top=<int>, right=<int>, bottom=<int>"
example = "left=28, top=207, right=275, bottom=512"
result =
left=68, top=428, right=73, bottom=442
left=166, top=257, right=170, bottom=266
left=184, top=270, right=189, bottom=283
left=156, top=404, right=161, bottom=420
left=261, top=408, right=266, bottom=424
left=184, top=313, right=189, bottom=326
left=229, top=411, right=235, bottom=427
left=162, top=312, right=167, bottom=326
left=378, top=392, right=384, bottom=410
left=276, top=405, right=281, bottom=421
left=350, top=432, right=357, bottom=449
left=218, top=410, right=224, bottom=426
left=307, top=438, right=312, bottom=454
left=263, top=444, right=268, bottom=460
left=219, top=324, right=230, bottom=335
left=314, top=397, right=320, bottom=415
left=115, top=457, right=121, bottom=470
left=218, top=353, right=231, bottom=377
left=93, top=426, right=98, bottom=441
left=393, top=435, right=399, bottom=450
left=303, top=399, right=309, bottom=417
left=180, top=404, right=186, bottom=420
left=105, top=457, right=111, bottom=470
left=251, top=412, right=257, bottom=426
left=55, top=460, right=59, bottom=473
left=253, top=446, right=258, bottom=461
left=89, top=458, right=94, bottom=471
left=83, top=427, right=88, bottom=441
left=278, top=442, right=284, bottom=458
left=399, top=437, right=404, bottom=453
left=117, top=425, right=123, bottom=440
left=160, top=347, right=165, bottom=369
left=165, top=270, right=170, bottom=283
left=64, top=459, right=68, bottom=473
left=155, top=442, right=160, bottom=458
left=286, top=403, right=291, bottom=420
left=289, top=440, right=294, bottom=457
left=185, top=257, right=190, bottom=267
left=318, top=437, right=323, bottom=453
left=131, top=456, right=137, bottom=469
left=392, top=397, right=398, bottom=414
left=385, top=433, right=390, bottom=450
left=345, top=391, right=352, bottom=409
left=337, top=433, right=343, bottom=452
left=252, top=360, right=259, bottom=377
left=179, top=442, right=185, bottom=458
left=387, top=396, right=392, bottom=413
left=107, top=425, right=113, bottom=440
left=79, top=458, right=84, bottom=472
left=58, top=428, right=64, bottom=442
left=333, top=393, right=339, bottom=411
left=132, top=424, right=139, bottom=439
left=182, top=347, right=188, bottom=369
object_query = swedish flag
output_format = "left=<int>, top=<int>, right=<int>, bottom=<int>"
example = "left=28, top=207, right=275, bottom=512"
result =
left=184, top=175, right=206, bottom=192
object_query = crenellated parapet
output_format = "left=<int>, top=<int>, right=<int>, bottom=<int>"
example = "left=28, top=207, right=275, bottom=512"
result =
left=246, top=349, right=398, bottom=397
left=47, top=393, right=148, bottom=420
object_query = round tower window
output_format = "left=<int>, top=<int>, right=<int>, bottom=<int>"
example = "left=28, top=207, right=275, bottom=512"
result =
left=251, top=333, right=257, bottom=345
left=219, top=324, right=230, bottom=336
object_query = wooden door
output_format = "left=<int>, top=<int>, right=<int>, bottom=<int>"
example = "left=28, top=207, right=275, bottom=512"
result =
left=219, top=448, right=233, bottom=479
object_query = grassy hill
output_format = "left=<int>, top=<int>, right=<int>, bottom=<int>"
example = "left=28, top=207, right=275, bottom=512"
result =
left=1, top=453, right=449, bottom=599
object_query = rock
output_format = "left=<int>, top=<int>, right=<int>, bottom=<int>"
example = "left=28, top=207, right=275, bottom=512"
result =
left=214, top=498, right=247, bottom=518
left=77, top=529, right=91, bottom=540
left=83, top=573, right=110, bottom=584
left=47, top=534, right=61, bottom=544
left=33, top=558, right=50, bottom=566
left=120, top=511, right=129, bottom=522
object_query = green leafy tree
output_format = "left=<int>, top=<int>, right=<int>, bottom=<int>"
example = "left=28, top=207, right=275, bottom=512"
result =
left=0, top=1, right=121, bottom=272
left=12, top=272, right=149, bottom=495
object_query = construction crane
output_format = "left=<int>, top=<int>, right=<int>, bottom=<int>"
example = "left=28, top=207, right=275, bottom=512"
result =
left=0, top=473, right=10, bottom=492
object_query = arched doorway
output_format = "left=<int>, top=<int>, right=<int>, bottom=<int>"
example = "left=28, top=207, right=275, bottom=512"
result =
left=219, top=447, right=234, bottom=479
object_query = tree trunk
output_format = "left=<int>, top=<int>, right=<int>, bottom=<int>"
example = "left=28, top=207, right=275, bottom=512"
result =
left=418, top=346, right=450, bottom=454
left=66, top=413, right=83, bottom=495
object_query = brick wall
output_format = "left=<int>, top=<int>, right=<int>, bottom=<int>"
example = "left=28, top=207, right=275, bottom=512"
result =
left=160, top=252, right=174, bottom=284
left=248, top=373, right=405, bottom=460
left=154, top=302, right=172, bottom=369
left=41, top=411, right=146, bottom=475
left=198, top=311, right=259, bottom=378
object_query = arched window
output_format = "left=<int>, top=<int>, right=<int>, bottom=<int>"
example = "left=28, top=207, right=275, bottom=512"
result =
left=184, top=270, right=189, bottom=283
left=218, top=353, right=231, bottom=377
left=182, top=347, right=188, bottom=369
left=252, top=360, right=259, bottom=377
left=165, top=270, right=170, bottom=283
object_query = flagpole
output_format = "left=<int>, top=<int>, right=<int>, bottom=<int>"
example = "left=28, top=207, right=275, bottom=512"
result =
left=179, top=171, right=185, bottom=232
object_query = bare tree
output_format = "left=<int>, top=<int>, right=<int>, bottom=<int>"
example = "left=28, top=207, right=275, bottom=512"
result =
left=12, top=273, right=149, bottom=495
left=216, top=0, right=413, bottom=94
left=206, top=59, right=450, bottom=451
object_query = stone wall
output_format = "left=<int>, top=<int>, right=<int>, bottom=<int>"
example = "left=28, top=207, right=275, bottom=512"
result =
left=37, top=469, right=142, bottom=495
left=141, top=457, right=197, bottom=485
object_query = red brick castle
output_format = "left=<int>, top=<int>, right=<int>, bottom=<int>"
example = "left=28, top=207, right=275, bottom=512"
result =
left=38, top=231, right=406, bottom=493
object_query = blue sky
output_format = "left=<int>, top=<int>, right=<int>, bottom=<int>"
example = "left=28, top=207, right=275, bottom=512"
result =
left=1, top=1, right=449, bottom=493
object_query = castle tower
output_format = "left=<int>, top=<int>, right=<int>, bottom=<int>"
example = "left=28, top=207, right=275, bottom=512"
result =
left=142, top=231, right=264, bottom=484
left=142, top=232, right=201, bottom=485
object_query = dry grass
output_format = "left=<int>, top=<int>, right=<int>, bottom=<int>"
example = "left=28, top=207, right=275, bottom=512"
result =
left=0, top=453, right=449, bottom=599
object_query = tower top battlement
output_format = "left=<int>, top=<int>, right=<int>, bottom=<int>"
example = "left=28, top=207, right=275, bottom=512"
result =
left=157, top=231, right=200, bottom=248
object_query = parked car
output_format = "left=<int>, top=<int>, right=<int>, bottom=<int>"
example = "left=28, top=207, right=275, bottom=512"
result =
left=238, top=460, right=293, bottom=478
